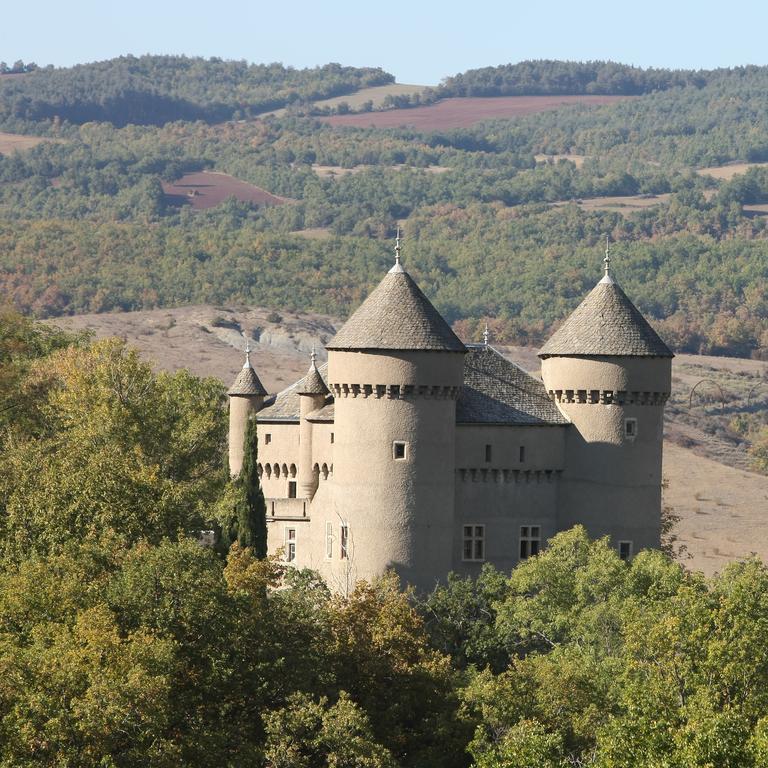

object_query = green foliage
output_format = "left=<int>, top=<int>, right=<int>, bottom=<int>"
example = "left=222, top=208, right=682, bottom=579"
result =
left=0, top=55, right=394, bottom=126
left=219, top=416, right=268, bottom=555
left=438, top=59, right=710, bottom=98
left=0, top=336, right=227, bottom=563
left=263, top=691, right=397, bottom=768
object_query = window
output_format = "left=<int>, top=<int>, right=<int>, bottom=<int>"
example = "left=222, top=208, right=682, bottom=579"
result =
left=619, top=541, right=633, bottom=561
left=393, top=441, right=407, bottom=460
left=325, top=522, right=333, bottom=559
left=285, top=527, right=296, bottom=562
left=288, top=481, right=297, bottom=499
left=340, top=524, right=349, bottom=559
left=462, top=525, right=485, bottom=562
left=519, top=446, right=526, bottom=463
left=330, top=432, right=335, bottom=444
left=264, top=433, right=272, bottom=445
left=520, top=525, right=541, bottom=560
left=624, top=418, right=638, bottom=440
left=485, top=444, right=492, bottom=462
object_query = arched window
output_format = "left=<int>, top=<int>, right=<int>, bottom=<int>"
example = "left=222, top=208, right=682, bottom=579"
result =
left=281, top=463, right=288, bottom=477
left=265, top=464, right=272, bottom=478
left=257, top=463, right=263, bottom=477
left=321, top=463, right=329, bottom=480
left=273, top=463, right=281, bottom=478
left=289, top=463, right=297, bottom=478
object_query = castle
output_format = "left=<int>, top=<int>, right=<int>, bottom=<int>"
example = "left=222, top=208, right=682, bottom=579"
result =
left=227, top=242, right=673, bottom=592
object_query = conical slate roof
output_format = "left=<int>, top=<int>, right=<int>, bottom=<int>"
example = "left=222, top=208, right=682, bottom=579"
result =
left=326, top=266, right=466, bottom=352
left=539, top=274, right=673, bottom=358
left=228, top=351, right=267, bottom=396
left=298, top=363, right=329, bottom=395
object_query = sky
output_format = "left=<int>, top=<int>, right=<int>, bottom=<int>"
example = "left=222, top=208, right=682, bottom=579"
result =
left=3, top=0, right=768, bottom=85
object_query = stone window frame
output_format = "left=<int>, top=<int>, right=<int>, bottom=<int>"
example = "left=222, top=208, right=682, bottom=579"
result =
left=285, top=526, right=297, bottom=563
left=264, top=433, right=272, bottom=445
left=619, top=541, right=633, bottom=561
left=519, top=525, right=541, bottom=560
left=462, top=524, right=485, bottom=562
left=325, top=521, right=333, bottom=560
left=288, top=480, right=297, bottom=499
left=393, top=441, right=408, bottom=460
left=624, top=418, right=638, bottom=441
left=485, top=444, right=492, bottom=463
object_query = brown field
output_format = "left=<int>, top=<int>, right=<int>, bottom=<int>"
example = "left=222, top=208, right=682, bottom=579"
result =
left=44, top=309, right=768, bottom=576
left=697, top=162, right=768, bottom=180
left=161, top=171, right=290, bottom=210
left=321, top=95, right=632, bottom=131
left=0, top=131, right=57, bottom=155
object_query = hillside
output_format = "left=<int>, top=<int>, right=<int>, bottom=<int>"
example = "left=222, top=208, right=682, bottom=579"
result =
left=0, top=55, right=394, bottom=125
left=2, top=59, right=768, bottom=361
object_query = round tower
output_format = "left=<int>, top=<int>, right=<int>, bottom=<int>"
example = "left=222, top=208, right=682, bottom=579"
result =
left=297, top=347, right=329, bottom=499
left=325, top=237, right=466, bottom=591
left=539, top=248, right=673, bottom=552
left=227, top=344, right=267, bottom=476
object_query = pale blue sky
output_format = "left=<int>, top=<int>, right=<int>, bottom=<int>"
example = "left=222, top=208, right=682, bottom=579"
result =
left=2, top=0, right=767, bottom=85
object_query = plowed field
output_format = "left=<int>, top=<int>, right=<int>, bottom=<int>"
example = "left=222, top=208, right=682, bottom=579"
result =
left=322, top=95, right=631, bottom=131
left=161, top=171, right=289, bottom=210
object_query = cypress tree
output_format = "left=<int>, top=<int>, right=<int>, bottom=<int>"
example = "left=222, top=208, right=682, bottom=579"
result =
left=238, top=415, right=268, bottom=556
left=222, top=415, right=268, bottom=557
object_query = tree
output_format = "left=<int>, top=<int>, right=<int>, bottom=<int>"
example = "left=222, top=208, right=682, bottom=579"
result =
left=218, top=415, right=268, bottom=556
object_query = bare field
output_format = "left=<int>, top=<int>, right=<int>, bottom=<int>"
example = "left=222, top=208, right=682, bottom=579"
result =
left=697, top=162, right=768, bottom=180
left=0, top=131, right=57, bottom=155
left=260, top=83, right=428, bottom=118
left=321, top=95, right=632, bottom=131
left=41, top=310, right=768, bottom=575
left=553, top=193, right=672, bottom=215
left=312, top=163, right=450, bottom=178
left=161, top=171, right=290, bottom=210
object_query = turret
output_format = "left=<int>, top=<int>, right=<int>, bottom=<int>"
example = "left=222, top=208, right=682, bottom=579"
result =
left=539, top=245, right=673, bottom=552
left=325, top=233, right=466, bottom=591
left=227, top=344, right=267, bottom=476
left=297, top=346, right=329, bottom=498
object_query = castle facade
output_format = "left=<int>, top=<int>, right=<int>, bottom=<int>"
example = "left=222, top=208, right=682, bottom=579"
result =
left=227, top=248, right=672, bottom=592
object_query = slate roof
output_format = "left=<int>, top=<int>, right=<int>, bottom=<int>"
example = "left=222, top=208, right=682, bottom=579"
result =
left=257, top=363, right=330, bottom=422
left=257, top=350, right=566, bottom=427
left=326, top=268, right=466, bottom=352
left=298, top=364, right=329, bottom=395
left=306, top=402, right=335, bottom=422
left=457, top=346, right=568, bottom=426
left=539, top=274, right=673, bottom=358
left=228, top=363, right=267, bottom=396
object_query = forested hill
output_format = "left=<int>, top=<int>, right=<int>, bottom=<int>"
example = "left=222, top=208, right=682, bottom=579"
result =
left=436, top=60, right=753, bottom=97
left=0, top=55, right=394, bottom=126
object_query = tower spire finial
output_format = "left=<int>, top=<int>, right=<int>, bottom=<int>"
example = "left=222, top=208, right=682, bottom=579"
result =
left=389, top=227, right=405, bottom=273
left=243, top=338, right=252, bottom=369
left=603, top=234, right=611, bottom=277
left=483, top=321, right=490, bottom=349
left=310, top=343, right=317, bottom=368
